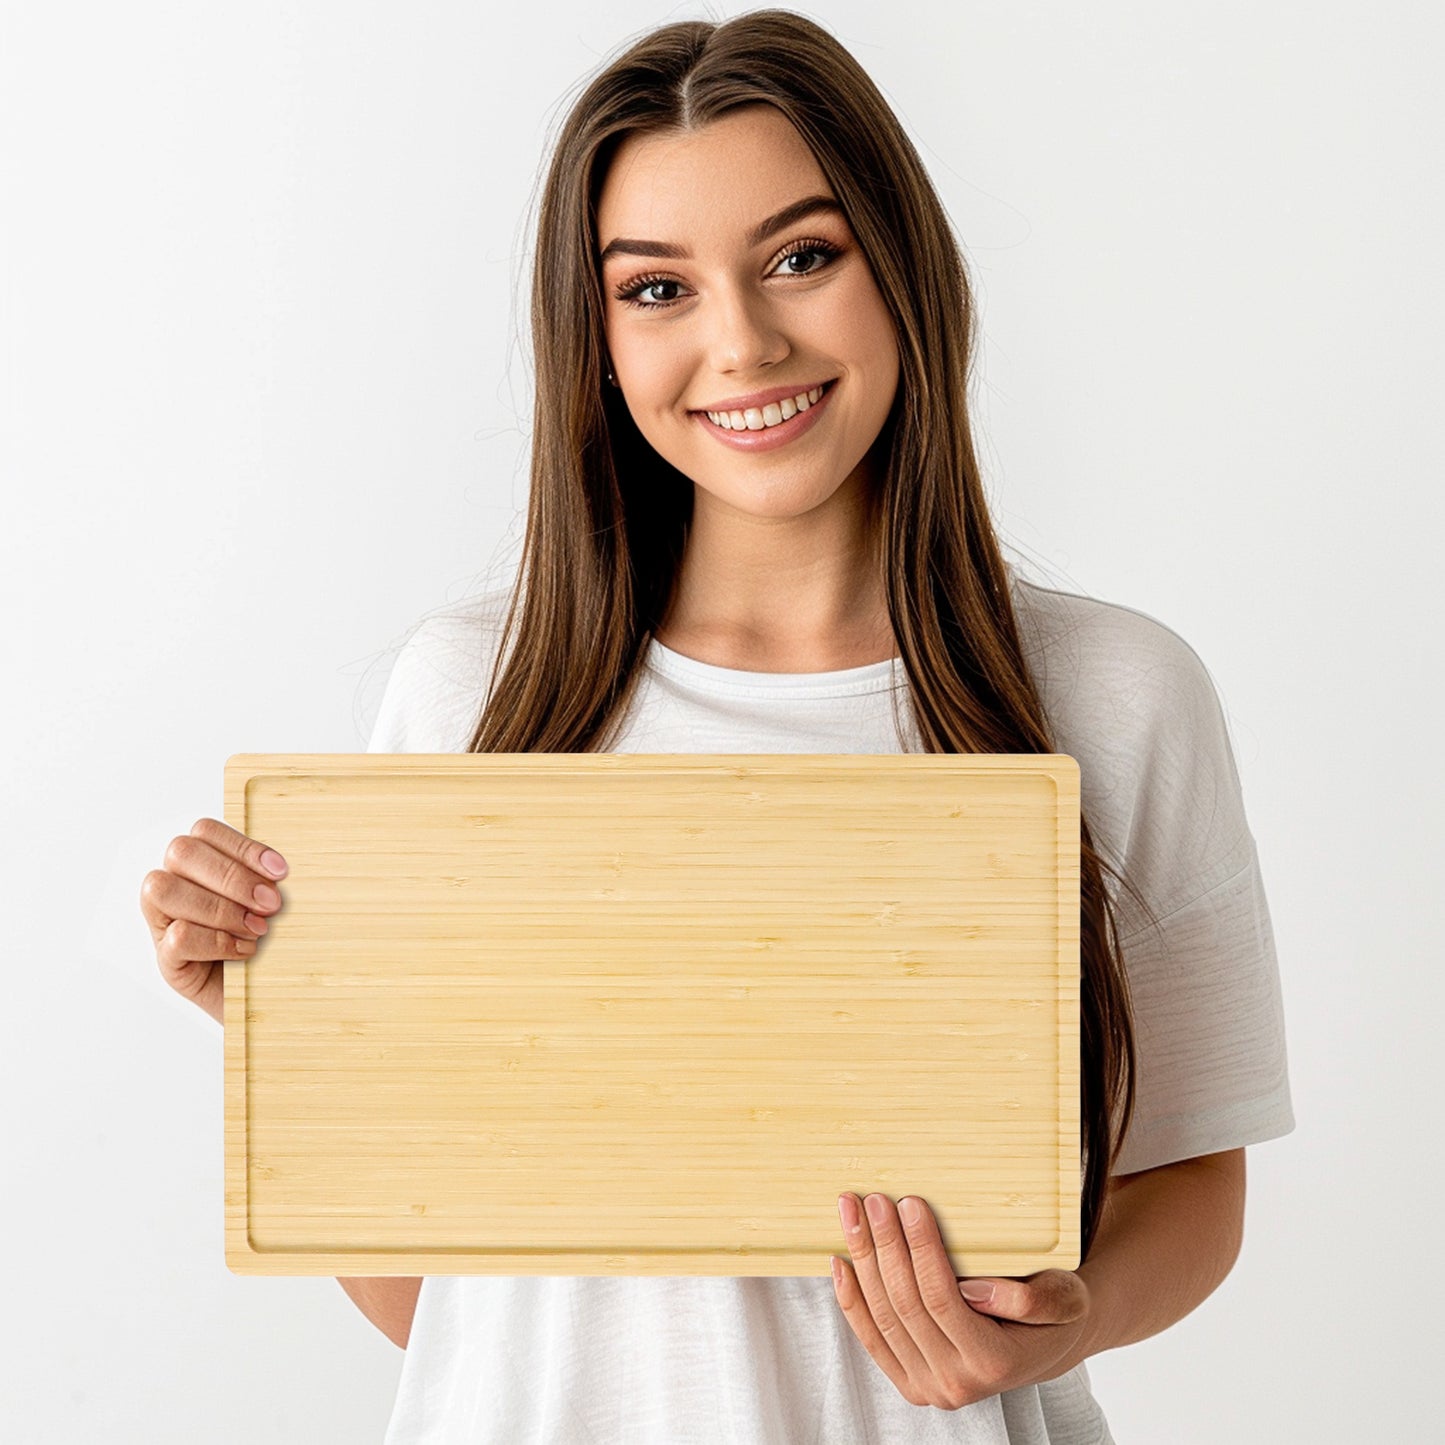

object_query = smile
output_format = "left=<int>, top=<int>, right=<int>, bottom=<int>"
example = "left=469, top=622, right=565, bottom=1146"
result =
left=692, top=378, right=838, bottom=453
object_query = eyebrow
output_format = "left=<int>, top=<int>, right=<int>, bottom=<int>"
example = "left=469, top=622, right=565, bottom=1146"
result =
left=598, top=194, right=846, bottom=266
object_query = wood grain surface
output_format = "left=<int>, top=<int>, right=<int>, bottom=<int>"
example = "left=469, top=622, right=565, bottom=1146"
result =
left=223, top=752, right=1081, bottom=1277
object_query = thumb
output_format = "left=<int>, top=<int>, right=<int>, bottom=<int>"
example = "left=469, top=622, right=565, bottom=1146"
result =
left=956, top=1268, right=1089, bottom=1324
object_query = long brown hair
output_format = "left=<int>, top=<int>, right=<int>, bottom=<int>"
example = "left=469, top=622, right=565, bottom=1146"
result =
left=466, top=10, right=1155, bottom=1265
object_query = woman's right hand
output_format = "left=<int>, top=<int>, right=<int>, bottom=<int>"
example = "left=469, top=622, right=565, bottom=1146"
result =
left=141, top=818, right=289, bottom=1025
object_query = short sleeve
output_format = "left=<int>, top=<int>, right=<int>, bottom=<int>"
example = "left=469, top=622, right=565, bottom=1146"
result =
left=1014, top=581, right=1297, bottom=1175
left=1108, top=834, right=1295, bottom=1174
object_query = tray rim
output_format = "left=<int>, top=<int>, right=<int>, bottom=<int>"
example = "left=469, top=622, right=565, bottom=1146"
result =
left=223, top=751, right=1081, bottom=1277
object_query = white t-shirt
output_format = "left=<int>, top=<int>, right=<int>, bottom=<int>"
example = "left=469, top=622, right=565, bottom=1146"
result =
left=368, top=573, right=1296, bottom=1445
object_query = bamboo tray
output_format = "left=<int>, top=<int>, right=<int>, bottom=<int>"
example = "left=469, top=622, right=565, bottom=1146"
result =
left=222, top=752, right=1080, bottom=1278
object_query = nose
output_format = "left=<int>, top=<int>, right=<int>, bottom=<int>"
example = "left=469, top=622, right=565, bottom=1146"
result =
left=704, top=286, right=791, bottom=377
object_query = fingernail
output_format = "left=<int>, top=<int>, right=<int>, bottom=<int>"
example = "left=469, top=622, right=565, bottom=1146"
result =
left=260, top=849, right=288, bottom=878
left=960, top=1280, right=994, bottom=1303
left=838, top=1195, right=860, bottom=1232
left=900, top=1197, right=921, bottom=1226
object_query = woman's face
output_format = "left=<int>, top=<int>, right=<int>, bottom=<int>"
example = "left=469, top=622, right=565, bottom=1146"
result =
left=596, top=105, right=900, bottom=529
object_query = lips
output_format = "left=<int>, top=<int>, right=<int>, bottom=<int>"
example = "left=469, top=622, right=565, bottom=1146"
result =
left=691, top=378, right=836, bottom=416
left=691, top=372, right=839, bottom=451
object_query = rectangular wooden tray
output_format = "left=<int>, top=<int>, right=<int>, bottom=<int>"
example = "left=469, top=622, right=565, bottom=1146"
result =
left=223, top=752, right=1080, bottom=1277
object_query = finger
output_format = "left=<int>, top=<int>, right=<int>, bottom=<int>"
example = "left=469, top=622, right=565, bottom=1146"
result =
left=157, top=917, right=262, bottom=977
left=189, top=816, right=288, bottom=877
left=839, top=1192, right=959, bottom=1404
left=835, top=1194, right=917, bottom=1403
left=894, top=1197, right=995, bottom=1357
left=141, top=869, right=272, bottom=945
left=161, top=823, right=287, bottom=921
left=189, top=816, right=289, bottom=888
left=958, top=1268, right=1091, bottom=1326
left=868, top=1194, right=977, bottom=1389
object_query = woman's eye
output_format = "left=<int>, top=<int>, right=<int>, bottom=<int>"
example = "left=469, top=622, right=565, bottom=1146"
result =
left=634, top=280, right=682, bottom=307
left=614, top=240, right=843, bottom=311
left=777, top=246, right=833, bottom=276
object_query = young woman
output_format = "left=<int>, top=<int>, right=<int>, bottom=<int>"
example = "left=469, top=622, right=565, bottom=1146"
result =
left=144, top=12, right=1294, bottom=1441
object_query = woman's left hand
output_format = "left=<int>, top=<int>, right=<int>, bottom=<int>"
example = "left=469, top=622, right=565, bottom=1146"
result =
left=833, top=1191, right=1093, bottom=1410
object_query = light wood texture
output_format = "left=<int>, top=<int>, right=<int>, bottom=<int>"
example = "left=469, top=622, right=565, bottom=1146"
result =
left=223, top=753, right=1081, bottom=1278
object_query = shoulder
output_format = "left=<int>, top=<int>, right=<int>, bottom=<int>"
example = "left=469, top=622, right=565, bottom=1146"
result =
left=1010, top=575, right=1229, bottom=737
left=1009, top=574, right=1251, bottom=886
left=402, top=585, right=514, bottom=662
left=366, top=585, right=515, bottom=752
left=1012, top=574, right=1210, bottom=676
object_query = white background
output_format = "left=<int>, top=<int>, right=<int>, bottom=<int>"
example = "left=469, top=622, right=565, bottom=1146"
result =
left=3, top=2, right=1439, bottom=1440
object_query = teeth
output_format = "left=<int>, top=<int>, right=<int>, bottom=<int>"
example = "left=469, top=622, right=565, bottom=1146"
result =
left=705, top=382, right=827, bottom=431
